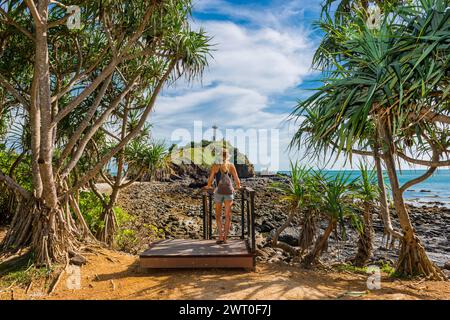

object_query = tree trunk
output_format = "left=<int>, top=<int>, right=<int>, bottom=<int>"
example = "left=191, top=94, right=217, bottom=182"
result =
left=2, top=197, right=77, bottom=266
left=302, top=218, right=335, bottom=267
left=96, top=104, right=130, bottom=245
left=1, top=2, right=78, bottom=266
left=380, top=125, right=445, bottom=280
left=352, top=203, right=373, bottom=267
left=298, top=210, right=316, bottom=252
left=97, top=190, right=119, bottom=245
left=97, top=205, right=117, bottom=245
left=374, top=144, right=402, bottom=248
left=272, top=208, right=298, bottom=256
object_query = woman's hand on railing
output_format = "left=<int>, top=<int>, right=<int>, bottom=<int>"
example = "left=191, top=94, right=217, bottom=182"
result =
left=202, top=185, right=213, bottom=193
left=239, top=186, right=255, bottom=193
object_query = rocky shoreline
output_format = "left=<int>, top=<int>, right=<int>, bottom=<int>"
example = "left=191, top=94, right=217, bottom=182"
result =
left=116, top=177, right=450, bottom=275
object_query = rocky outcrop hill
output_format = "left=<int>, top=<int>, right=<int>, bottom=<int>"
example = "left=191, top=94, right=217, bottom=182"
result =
left=167, top=140, right=255, bottom=184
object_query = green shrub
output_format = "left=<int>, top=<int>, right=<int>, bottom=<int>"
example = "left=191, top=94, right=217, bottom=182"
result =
left=379, top=262, right=396, bottom=276
left=114, top=206, right=133, bottom=226
left=78, top=191, right=105, bottom=233
left=0, top=150, right=33, bottom=224
left=115, top=228, right=138, bottom=252
left=143, top=223, right=166, bottom=240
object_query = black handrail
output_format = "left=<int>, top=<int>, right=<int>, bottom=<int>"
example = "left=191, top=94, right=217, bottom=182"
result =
left=201, top=187, right=256, bottom=255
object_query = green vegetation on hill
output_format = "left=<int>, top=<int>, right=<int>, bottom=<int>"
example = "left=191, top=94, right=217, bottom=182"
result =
left=172, top=140, right=252, bottom=168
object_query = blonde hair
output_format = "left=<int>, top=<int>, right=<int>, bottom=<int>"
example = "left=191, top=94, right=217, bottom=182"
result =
left=217, top=148, right=231, bottom=173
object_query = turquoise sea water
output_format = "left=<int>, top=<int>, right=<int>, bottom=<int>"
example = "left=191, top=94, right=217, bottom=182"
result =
left=277, top=169, right=450, bottom=207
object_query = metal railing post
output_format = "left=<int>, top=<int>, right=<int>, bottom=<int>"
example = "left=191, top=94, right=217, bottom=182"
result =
left=208, top=192, right=213, bottom=239
left=246, top=192, right=250, bottom=240
left=202, top=192, right=207, bottom=239
left=240, top=189, right=245, bottom=239
left=250, top=190, right=256, bottom=253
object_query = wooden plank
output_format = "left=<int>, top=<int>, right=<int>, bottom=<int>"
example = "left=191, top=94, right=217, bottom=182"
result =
left=140, top=256, right=254, bottom=269
left=140, top=239, right=251, bottom=257
left=138, top=239, right=255, bottom=270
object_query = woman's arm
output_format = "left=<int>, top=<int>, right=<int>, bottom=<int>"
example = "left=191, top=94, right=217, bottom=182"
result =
left=230, top=164, right=241, bottom=189
left=206, top=164, right=217, bottom=188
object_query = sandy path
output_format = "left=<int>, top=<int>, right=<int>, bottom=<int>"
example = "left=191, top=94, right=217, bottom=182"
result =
left=2, top=249, right=447, bottom=300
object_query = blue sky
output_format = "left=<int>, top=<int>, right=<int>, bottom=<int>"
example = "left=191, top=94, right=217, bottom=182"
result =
left=150, top=0, right=346, bottom=171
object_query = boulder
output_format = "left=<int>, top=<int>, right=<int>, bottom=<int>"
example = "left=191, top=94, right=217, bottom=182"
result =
left=70, top=254, right=87, bottom=266
left=279, top=227, right=300, bottom=247
left=443, top=260, right=450, bottom=270
left=267, top=227, right=299, bottom=247
left=188, top=178, right=208, bottom=189
left=235, top=163, right=255, bottom=178
left=171, top=162, right=208, bottom=180
left=258, top=220, right=276, bottom=233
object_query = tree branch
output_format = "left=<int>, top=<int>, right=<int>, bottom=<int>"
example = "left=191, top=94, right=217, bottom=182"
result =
left=52, top=61, right=118, bottom=124
left=50, top=44, right=111, bottom=104
left=57, top=74, right=112, bottom=168
left=101, top=128, right=121, bottom=142
left=122, top=4, right=158, bottom=52
left=328, top=139, right=375, bottom=157
left=400, top=142, right=440, bottom=193
left=25, top=0, right=42, bottom=25
left=119, top=167, right=146, bottom=189
left=0, top=170, right=31, bottom=199
left=88, top=180, right=107, bottom=207
left=51, top=9, right=160, bottom=125
left=397, top=151, right=450, bottom=167
left=0, top=73, right=29, bottom=108
left=0, top=7, right=34, bottom=40
left=420, top=109, right=450, bottom=125
left=62, top=61, right=176, bottom=198
left=59, top=75, right=139, bottom=179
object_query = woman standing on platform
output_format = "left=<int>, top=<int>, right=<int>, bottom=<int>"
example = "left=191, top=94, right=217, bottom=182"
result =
left=204, top=149, right=241, bottom=244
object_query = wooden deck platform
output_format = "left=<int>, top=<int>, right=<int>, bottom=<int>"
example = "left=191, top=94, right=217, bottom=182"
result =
left=139, top=239, right=255, bottom=270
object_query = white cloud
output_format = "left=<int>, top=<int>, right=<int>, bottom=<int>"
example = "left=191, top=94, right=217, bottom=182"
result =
left=193, top=0, right=321, bottom=29
left=150, top=1, right=321, bottom=170
left=200, top=21, right=313, bottom=93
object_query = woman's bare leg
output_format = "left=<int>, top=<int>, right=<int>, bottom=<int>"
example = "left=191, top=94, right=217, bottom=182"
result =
left=223, top=200, right=233, bottom=242
left=215, top=202, right=224, bottom=241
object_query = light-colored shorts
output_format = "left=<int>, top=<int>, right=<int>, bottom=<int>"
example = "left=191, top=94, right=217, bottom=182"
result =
left=213, top=192, right=234, bottom=203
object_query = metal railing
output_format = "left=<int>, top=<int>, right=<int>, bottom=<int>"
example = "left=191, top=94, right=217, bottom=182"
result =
left=202, top=187, right=256, bottom=254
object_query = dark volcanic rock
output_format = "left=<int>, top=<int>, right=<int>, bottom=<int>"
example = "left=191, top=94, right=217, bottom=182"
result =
left=444, top=260, right=450, bottom=270
left=188, top=178, right=207, bottom=189
left=70, top=255, right=87, bottom=266
left=171, top=163, right=208, bottom=180
left=235, top=163, right=255, bottom=178
left=279, top=227, right=300, bottom=247
left=258, top=220, right=276, bottom=233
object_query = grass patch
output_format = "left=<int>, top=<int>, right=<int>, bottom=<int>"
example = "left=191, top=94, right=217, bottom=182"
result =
left=333, top=261, right=396, bottom=277
left=334, top=263, right=368, bottom=274
left=379, top=262, right=396, bottom=276
left=0, top=253, right=52, bottom=289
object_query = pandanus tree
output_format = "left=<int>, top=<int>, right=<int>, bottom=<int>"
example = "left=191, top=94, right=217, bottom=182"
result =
left=92, top=136, right=170, bottom=245
left=291, top=0, right=449, bottom=278
left=0, top=0, right=210, bottom=265
left=350, top=163, right=379, bottom=266
left=317, top=1, right=433, bottom=250
left=292, top=103, right=402, bottom=248
left=271, top=162, right=312, bottom=256
left=302, top=172, right=356, bottom=267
